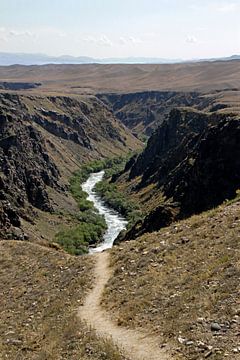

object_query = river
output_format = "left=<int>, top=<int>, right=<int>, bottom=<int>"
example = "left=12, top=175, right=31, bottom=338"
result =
left=81, top=171, right=128, bottom=253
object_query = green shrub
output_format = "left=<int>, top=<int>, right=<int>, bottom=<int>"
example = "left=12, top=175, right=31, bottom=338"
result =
left=95, top=180, right=142, bottom=228
left=55, top=155, right=139, bottom=255
left=55, top=213, right=107, bottom=255
left=55, top=160, right=109, bottom=255
left=55, top=209, right=107, bottom=255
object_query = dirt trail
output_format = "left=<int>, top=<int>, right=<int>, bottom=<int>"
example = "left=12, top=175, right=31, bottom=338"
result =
left=78, top=251, right=171, bottom=360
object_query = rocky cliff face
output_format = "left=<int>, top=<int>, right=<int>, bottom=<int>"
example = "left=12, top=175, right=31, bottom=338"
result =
left=0, top=93, right=140, bottom=240
left=128, top=108, right=212, bottom=185
left=30, top=95, right=126, bottom=148
left=0, top=112, right=60, bottom=239
left=163, top=116, right=240, bottom=217
left=0, top=82, right=41, bottom=90
left=116, top=109, right=240, bottom=240
left=98, top=91, right=216, bottom=137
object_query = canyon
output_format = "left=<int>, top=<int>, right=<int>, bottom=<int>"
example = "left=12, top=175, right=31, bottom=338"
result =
left=0, top=61, right=240, bottom=359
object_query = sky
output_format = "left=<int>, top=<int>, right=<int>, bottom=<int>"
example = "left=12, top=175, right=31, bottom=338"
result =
left=0, top=0, right=239, bottom=59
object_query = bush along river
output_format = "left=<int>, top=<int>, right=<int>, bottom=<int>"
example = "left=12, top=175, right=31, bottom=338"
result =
left=81, top=171, right=128, bottom=253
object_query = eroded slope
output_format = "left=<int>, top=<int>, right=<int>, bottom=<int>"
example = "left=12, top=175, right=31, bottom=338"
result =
left=105, top=201, right=240, bottom=359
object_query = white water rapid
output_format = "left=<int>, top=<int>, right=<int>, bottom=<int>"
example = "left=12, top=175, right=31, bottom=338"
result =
left=81, top=171, right=128, bottom=253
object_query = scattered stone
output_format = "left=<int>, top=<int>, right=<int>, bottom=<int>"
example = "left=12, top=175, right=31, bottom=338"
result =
left=197, top=317, right=205, bottom=323
left=197, top=340, right=208, bottom=349
left=211, top=322, right=221, bottom=331
left=5, top=330, right=15, bottom=336
left=178, top=336, right=186, bottom=344
left=186, top=340, right=194, bottom=346
left=5, top=338, right=22, bottom=345
left=181, top=237, right=190, bottom=244
left=205, top=350, right=213, bottom=358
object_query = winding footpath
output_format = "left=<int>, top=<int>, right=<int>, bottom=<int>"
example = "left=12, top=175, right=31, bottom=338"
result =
left=78, top=251, right=170, bottom=360
left=78, top=172, right=171, bottom=360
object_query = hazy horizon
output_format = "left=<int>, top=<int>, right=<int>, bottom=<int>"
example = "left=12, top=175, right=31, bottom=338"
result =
left=1, top=0, right=239, bottom=60
left=0, top=50, right=239, bottom=62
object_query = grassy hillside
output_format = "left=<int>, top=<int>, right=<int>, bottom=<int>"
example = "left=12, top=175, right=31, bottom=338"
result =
left=0, top=62, right=240, bottom=95
left=104, top=200, right=240, bottom=359
left=0, top=241, right=128, bottom=360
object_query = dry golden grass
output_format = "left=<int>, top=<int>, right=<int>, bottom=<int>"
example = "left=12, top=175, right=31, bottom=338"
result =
left=104, top=201, right=240, bottom=359
left=0, top=62, right=240, bottom=94
left=0, top=241, right=128, bottom=360
left=0, top=63, right=240, bottom=118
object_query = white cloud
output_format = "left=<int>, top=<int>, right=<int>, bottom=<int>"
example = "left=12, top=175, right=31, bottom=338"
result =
left=119, top=36, right=128, bottom=45
left=9, top=30, right=18, bottom=36
left=0, top=36, right=8, bottom=43
left=190, top=1, right=238, bottom=13
left=9, top=29, right=35, bottom=37
left=99, top=35, right=113, bottom=47
left=81, top=35, right=98, bottom=44
left=129, top=36, right=142, bottom=44
left=118, top=36, right=143, bottom=45
left=217, top=3, right=237, bottom=12
left=144, top=32, right=158, bottom=38
left=195, top=27, right=207, bottom=32
left=58, top=32, right=66, bottom=38
left=81, top=34, right=113, bottom=47
left=0, top=27, right=36, bottom=42
left=186, top=35, right=197, bottom=44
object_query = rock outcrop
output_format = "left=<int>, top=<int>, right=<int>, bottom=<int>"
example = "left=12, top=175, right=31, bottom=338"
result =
left=116, top=109, right=240, bottom=240
left=0, top=111, right=60, bottom=239
left=163, top=116, right=240, bottom=217
left=128, top=108, right=212, bottom=185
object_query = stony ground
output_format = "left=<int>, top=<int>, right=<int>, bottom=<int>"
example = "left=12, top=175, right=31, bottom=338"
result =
left=104, top=201, right=240, bottom=360
left=0, top=241, right=127, bottom=360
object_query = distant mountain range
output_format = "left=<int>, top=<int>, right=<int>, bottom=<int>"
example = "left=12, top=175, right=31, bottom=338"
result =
left=0, top=52, right=239, bottom=66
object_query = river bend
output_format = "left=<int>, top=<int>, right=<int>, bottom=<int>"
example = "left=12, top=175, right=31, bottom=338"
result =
left=81, top=171, right=127, bottom=253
